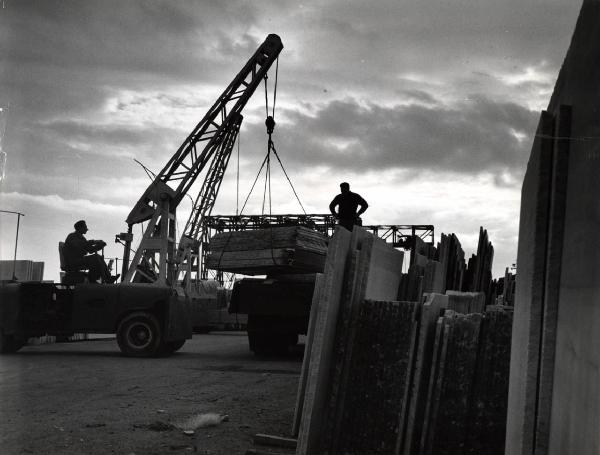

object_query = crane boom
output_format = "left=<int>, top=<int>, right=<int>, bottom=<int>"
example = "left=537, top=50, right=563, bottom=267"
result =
left=176, top=113, right=242, bottom=293
left=120, top=34, right=283, bottom=286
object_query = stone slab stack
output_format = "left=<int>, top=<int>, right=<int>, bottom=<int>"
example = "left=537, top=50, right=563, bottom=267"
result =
left=400, top=227, right=492, bottom=304
left=463, top=227, right=494, bottom=299
left=328, top=299, right=419, bottom=454
left=436, top=233, right=466, bottom=292
left=416, top=305, right=513, bottom=455
left=412, top=235, right=437, bottom=262
left=0, top=260, right=44, bottom=281
left=291, top=224, right=513, bottom=455
left=466, top=307, right=513, bottom=455
left=501, top=269, right=516, bottom=306
left=295, top=227, right=404, bottom=454
left=398, top=263, right=425, bottom=302
left=422, top=260, right=444, bottom=294
left=489, top=268, right=516, bottom=307
left=420, top=311, right=482, bottom=455
left=507, top=1, right=600, bottom=453
left=446, top=290, right=486, bottom=314
left=205, top=226, right=328, bottom=275
left=292, top=273, right=324, bottom=436
left=402, top=293, right=449, bottom=455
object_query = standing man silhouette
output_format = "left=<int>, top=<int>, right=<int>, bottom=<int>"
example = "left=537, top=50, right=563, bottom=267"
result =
left=329, top=182, right=369, bottom=231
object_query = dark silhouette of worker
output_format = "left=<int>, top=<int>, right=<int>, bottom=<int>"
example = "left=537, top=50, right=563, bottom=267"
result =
left=329, top=182, right=369, bottom=231
left=64, top=220, right=119, bottom=284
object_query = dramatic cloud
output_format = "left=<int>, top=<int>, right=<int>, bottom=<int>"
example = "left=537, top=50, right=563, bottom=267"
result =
left=0, top=0, right=585, bottom=279
left=252, top=96, right=539, bottom=176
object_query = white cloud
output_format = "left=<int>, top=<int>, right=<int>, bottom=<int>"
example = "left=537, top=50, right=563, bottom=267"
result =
left=500, top=63, right=553, bottom=87
left=0, top=191, right=129, bottom=215
left=2, top=0, right=584, bottom=283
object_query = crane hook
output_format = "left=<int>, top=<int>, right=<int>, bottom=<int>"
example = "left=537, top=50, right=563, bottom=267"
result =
left=265, top=116, right=275, bottom=135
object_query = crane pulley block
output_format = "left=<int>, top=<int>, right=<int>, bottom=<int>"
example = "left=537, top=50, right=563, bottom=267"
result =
left=265, top=116, right=276, bottom=135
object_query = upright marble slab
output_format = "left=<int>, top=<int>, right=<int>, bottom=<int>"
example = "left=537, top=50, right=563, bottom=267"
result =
left=325, top=230, right=405, bottom=454
left=544, top=1, right=600, bottom=452
left=423, top=260, right=444, bottom=294
left=292, top=273, right=323, bottom=436
left=507, top=1, right=600, bottom=453
left=465, top=308, right=514, bottom=455
left=322, top=248, right=363, bottom=452
left=333, top=299, right=419, bottom=454
left=401, top=293, right=449, bottom=455
left=505, top=109, right=555, bottom=455
left=296, top=227, right=352, bottom=455
left=535, top=105, right=571, bottom=454
left=297, top=228, right=404, bottom=455
left=422, top=311, right=482, bottom=455
left=446, top=290, right=486, bottom=314
left=419, top=316, right=447, bottom=455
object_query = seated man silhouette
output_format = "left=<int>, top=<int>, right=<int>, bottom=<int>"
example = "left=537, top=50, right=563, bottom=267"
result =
left=329, top=182, right=369, bottom=231
left=64, top=220, right=119, bottom=284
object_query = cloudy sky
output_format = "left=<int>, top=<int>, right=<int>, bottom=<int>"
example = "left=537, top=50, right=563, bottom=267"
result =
left=0, top=0, right=583, bottom=281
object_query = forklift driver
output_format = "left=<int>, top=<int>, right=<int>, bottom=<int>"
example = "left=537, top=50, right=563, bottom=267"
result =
left=64, top=220, right=119, bottom=284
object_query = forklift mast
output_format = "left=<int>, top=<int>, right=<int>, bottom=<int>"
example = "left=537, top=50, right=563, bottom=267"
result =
left=120, top=34, right=283, bottom=287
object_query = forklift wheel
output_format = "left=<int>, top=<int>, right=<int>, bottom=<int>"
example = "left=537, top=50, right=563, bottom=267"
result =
left=116, top=312, right=162, bottom=357
left=0, top=328, right=25, bottom=354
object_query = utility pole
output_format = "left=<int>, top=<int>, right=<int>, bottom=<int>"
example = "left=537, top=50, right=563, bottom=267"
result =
left=0, top=104, right=9, bottom=186
left=0, top=210, right=25, bottom=280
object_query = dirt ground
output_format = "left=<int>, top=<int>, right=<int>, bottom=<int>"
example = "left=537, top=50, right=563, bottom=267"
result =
left=0, top=332, right=303, bottom=455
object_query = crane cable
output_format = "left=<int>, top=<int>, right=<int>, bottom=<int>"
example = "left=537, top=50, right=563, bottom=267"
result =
left=263, top=65, right=277, bottom=267
left=234, top=59, right=308, bottom=268
left=258, top=57, right=306, bottom=216
left=236, top=128, right=240, bottom=216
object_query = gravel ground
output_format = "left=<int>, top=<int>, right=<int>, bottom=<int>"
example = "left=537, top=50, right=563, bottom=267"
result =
left=0, top=332, right=303, bottom=455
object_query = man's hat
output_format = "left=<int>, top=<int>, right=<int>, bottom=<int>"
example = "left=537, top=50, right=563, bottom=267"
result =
left=74, top=220, right=87, bottom=230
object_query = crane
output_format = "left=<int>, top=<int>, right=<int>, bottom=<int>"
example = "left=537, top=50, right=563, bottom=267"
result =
left=175, top=113, right=242, bottom=295
left=0, top=35, right=284, bottom=358
left=119, top=34, right=283, bottom=287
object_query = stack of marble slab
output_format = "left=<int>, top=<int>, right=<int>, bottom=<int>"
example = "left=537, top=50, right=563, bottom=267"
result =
left=488, top=267, right=516, bottom=306
left=292, top=225, right=513, bottom=455
left=500, top=269, right=516, bottom=306
left=415, top=306, right=513, bottom=455
left=436, top=233, right=466, bottom=292
left=205, top=226, right=328, bottom=275
left=294, top=226, right=405, bottom=454
left=399, top=232, right=467, bottom=301
left=398, top=263, right=425, bottom=301
left=464, top=227, right=495, bottom=297
left=446, top=290, right=486, bottom=314
left=324, top=298, right=419, bottom=454
left=400, top=227, right=495, bottom=305
left=507, top=1, right=600, bottom=452
left=400, top=296, right=512, bottom=455
left=0, top=260, right=45, bottom=281
left=398, top=260, right=445, bottom=301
